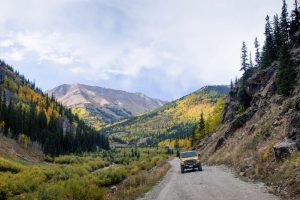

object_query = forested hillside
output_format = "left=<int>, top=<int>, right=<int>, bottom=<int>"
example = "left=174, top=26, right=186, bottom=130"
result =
left=0, top=62, right=109, bottom=156
left=199, top=1, right=300, bottom=198
left=102, top=86, right=229, bottom=147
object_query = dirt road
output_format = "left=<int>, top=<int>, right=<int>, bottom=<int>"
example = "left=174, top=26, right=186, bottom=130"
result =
left=139, top=158, right=279, bottom=200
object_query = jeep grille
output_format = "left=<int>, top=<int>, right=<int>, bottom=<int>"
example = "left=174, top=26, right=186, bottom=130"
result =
left=185, top=160, right=195, bottom=165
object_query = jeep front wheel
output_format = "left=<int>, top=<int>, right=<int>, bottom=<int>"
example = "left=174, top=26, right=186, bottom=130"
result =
left=198, top=165, right=202, bottom=171
left=181, top=166, right=185, bottom=174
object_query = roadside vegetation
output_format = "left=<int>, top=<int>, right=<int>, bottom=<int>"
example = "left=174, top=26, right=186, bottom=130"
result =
left=0, top=147, right=172, bottom=200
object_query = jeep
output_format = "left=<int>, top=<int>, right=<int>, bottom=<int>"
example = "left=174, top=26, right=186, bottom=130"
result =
left=180, top=150, right=202, bottom=173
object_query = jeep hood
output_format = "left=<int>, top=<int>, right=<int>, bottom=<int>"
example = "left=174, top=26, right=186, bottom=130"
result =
left=181, top=156, right=198, bottom=162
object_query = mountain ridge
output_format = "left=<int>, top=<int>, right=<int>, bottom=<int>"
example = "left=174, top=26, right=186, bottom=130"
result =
left=47, top=83, right=167, bottom=130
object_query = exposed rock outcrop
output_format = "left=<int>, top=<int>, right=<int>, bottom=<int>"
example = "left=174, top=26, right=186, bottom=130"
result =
left=273, top=139, right=297, bottom=159
left=216, top=64, right=279, bottom=151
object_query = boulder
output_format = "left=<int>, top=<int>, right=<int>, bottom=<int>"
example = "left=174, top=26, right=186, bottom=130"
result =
left=239, top=172, right=246, bottom=176
left=273, top=120, right=280, bottom=126
left=110, top=186, right=117, bottom=194
left=273, top=139, right=297, bottom=159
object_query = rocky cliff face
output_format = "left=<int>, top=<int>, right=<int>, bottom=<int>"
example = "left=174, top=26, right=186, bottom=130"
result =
left=198, top=47, right=300, bottom=198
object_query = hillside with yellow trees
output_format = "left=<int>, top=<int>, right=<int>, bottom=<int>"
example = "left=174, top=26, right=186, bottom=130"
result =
left=102, top=86, right=229, bottom=147
left=0, top=61, right=109, bottom=157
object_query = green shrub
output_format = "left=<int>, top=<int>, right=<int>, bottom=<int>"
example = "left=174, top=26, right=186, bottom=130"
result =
left=0, top=158, right=23, bottom=173
left=38, top=179, right=105, bottom=200
left=17, top=134, right=30, bottom=148
left=84, top=160, right=106, bottom=172
left=54, top=155, right=84, bottom=164
left=95, top=166, right=127, bottom=186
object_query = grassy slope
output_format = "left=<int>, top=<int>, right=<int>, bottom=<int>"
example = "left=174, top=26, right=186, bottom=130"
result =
left=104, top=86, right=229, bottom=146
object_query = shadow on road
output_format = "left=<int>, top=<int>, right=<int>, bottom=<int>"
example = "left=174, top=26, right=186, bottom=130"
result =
left=180, top=168, right=202, bottom=174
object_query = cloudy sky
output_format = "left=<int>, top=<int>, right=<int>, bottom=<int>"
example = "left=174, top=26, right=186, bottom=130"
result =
left=0, top=0, right=294, bottom=100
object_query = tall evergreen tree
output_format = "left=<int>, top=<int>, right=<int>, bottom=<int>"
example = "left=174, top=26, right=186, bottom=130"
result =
left=276, top=42, right=295, bottom=96
left=198, top=112, right=205, bottom=140
left=199, top=112, right=205, bottom=132
left=273, top=14, right=282, bottom=58
left=290, top=0, right=300, bottom=41
left=230, top=80, right=234, bottom=91
left=249, top=51, right=254, bottom=68
left=261, top=15, right=276, bottom=68
left=275, top=0, right=297, bottom=96
left=254, top=37, right=261, bottom=66
left=240, top=41, right=249, bottom=71
left=238, top=41, right=253, bottom=109
left=280, top=0, right=290, bottom=43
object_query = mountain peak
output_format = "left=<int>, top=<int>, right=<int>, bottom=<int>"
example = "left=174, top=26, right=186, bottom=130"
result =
left=46, top=84, right=167, bottom=129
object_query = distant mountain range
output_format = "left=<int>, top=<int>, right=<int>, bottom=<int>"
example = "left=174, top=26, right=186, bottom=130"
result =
left=46, top=84, right=167, bottom=129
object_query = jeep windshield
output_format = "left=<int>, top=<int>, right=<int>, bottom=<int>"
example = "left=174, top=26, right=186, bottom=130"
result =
left=181, top=151, right=197, bottom=158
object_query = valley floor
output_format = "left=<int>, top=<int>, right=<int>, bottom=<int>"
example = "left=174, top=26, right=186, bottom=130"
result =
left=0, top=146, right=171, bottom=200
left=139, top=158, right=279, bottom=200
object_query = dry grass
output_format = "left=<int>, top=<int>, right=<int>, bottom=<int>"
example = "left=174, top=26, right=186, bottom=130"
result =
left=0, top=134, right=44, bottom=162
left=104, top=160, right=171, bottom=200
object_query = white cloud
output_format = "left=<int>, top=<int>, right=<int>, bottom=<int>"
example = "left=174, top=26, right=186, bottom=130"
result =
left=0, top=0, right=292, bottom=99
left=3, top=49, right=24, bottom=61
left=0, top=39, right=15, bottom=48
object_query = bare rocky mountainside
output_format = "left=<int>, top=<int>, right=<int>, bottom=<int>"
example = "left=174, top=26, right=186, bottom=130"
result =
left=47, top=84, right=166, bottom=130
left=198, top=44, right=300, bottom=198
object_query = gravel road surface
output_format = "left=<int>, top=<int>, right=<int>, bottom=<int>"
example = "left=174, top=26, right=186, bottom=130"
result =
left=139, top=158, right=279, bottom=200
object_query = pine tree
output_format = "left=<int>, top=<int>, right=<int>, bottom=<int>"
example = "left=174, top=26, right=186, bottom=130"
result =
left=249, top=51, right=254, bottom=68
left=235, top=77, right=238, bottom=87
left=273, top=14, right=282, bottom=58
left=254, top=37, right=261, bottom=66
left=261, top=15, right=276, bottom=68
left=238, top=41, right=253, bottom=109
left=191, top=126, right=196, bottom=146
left=280, top=0, right=290, bottom=43
left=199, top=112, right=205, bottom=138
left=290, top=0, right=300, bottom=41
left=240, top=41, right=249, bottom=71
left=276, top=43, right=295, bottom=96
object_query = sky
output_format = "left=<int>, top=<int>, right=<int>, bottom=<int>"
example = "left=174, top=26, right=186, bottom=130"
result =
left=0, top=0, right=295, bottom=100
